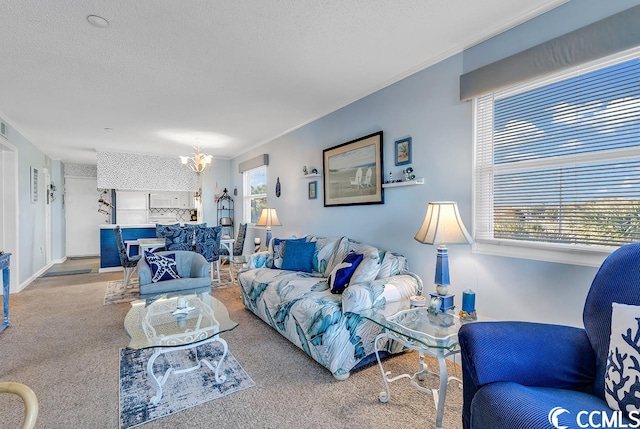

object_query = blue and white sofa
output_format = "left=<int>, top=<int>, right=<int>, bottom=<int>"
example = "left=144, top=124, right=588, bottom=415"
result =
left=238, top=235, right=422, bottom=380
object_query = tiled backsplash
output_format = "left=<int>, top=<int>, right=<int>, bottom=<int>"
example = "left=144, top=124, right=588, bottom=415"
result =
left=149, top=208, right=196, bottom=222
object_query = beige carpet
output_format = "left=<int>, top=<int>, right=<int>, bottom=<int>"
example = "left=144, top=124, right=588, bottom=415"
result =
left=0, top=268, right=464, bottom=428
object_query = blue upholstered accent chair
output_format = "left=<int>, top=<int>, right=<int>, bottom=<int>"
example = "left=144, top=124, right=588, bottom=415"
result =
left=459, top=242, right=640, bottom=429
left=114, top=225, right=141, bottom=287
left=137, top=250, right=210, bottom=295
left=194, top=226, right=223, bottom=283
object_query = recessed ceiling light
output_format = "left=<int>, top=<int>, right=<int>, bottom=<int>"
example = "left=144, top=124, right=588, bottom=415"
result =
left=87, top=15, right=109, bottom=28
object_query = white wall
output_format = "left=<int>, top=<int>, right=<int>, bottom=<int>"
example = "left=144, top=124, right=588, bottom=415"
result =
left=65, top=176, right=103, bottom=257
left=229, top=0, right=640, bottom=328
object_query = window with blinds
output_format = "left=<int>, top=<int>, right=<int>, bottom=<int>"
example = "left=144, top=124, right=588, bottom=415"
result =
left=474, top=48, right=640, bottom=263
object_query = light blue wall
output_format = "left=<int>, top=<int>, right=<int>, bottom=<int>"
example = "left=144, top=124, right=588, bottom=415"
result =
left=230, top=1, right=640, bottom=327
left=462, top=0, right=640, bottom=73
left=201, top=157, right=232, bottom=227
left=2, top=119, right=51, bottom=286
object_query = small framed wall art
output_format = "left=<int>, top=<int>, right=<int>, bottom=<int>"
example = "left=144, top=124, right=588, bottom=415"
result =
left=394, top=136, right=412, bottom=166
left=308, top=180, right=317, bottom=199
left=31, top=166, right=39, bottom=203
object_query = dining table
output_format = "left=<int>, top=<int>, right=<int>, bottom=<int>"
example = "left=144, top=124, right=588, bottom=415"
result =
left=220, top=238, right=235, bottom=257
left=137, top=237, right=167, bottom=253
left=136, top=237, right=234, bottom=257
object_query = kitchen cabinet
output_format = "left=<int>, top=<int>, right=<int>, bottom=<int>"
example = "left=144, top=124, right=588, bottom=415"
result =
left=149, top=192, right=195, bottom=209
left=179, top=192, right=196, bottom=209
left=115, top=190, right=149, bottom=225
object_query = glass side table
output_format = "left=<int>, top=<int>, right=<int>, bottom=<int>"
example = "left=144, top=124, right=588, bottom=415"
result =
left=354, top=300, right=475, bottom=429
left=229, top=255, right=247, bottom=284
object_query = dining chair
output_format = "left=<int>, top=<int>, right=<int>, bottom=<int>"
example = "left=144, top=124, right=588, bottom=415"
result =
left=221, top=223, right=247, bottom=258
left=194, top=226, right=223, bottom=283
left=114, top=225, right=141, bottom=288
left=156, top=224, right=192, bottom=251
left=183, top=223, right=207, bottom=250
left=226, top=223, right=248, bottom=283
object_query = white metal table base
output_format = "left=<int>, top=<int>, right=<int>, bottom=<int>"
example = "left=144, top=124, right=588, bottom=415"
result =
left=146, top=334, right=229, bottom=405
left=374, top=331, right=460, bottom=429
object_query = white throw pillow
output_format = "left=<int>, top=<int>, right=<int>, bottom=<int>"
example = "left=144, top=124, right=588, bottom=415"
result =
left=604, top=302, right=640, bottom=418
left=348, top=243, right=380, bottom=284
left=376, top=251, right=408, bottom=279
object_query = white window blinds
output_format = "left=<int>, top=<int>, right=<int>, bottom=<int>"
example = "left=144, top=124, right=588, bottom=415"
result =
left=474, top=48, right=640, bottom=251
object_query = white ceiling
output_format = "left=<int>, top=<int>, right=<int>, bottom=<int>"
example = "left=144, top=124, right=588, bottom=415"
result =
left=0, top=0, right=567, bottom=165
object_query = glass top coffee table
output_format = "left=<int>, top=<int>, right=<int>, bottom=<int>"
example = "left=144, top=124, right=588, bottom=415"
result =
left=124, top=291, right=238, bottom=404
left=354, top=300, right=472, bottom=429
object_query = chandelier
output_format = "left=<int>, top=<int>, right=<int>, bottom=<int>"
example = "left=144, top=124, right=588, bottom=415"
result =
left=180, top=146, right=213, bottom=174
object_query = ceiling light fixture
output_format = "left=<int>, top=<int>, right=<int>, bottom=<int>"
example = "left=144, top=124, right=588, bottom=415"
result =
left=87, top=15, right=109, bottom=28
left=180, top=146, right=213, bottom=175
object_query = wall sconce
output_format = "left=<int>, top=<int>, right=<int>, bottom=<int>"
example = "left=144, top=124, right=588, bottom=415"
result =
left=49, top=183, right=57, bottom=203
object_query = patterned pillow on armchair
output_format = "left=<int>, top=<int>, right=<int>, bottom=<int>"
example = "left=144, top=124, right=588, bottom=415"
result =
left=144, top=251, right=181, bottom=282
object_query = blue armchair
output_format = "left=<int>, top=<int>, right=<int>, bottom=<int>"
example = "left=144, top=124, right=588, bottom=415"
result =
left=459, top=242, right=640, bottom=429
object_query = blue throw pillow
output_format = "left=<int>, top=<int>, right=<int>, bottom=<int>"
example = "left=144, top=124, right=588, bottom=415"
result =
left=281, top=240, right=316, bottom=273
left=328, top=251, right=364, bottom=294
left=272, top=237, right=306, bottom=269
left=144, top=251, right=181, bottom=283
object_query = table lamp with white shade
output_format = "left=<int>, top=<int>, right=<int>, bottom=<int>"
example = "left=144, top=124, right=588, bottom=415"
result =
left=414, top=201, right=473, bottom=312
left=255, top=208, right=282, bottom=248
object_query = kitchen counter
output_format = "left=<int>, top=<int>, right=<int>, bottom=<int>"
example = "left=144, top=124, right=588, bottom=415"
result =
left=99, top=223, right=206, bottom=272
left=100, top=224, right=157, bottom=229
left=99, top=225, right=158, bottom=272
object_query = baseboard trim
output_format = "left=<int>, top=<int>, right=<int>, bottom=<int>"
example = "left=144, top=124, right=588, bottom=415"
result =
left=99, top=267, right=123, bottom=273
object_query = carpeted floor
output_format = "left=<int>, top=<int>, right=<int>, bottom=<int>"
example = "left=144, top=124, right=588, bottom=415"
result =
left=0, top=260, right=464, bottom=428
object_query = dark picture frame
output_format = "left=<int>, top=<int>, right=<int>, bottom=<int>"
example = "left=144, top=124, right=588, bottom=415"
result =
left=308, top=180, right=317, bottom=199
left=322, top=131, right=384, bottom=207
left=394, top=136, right=412, bottom=166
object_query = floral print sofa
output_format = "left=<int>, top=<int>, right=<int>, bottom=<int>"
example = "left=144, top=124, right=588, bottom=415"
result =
left=238, top=235, right=422, bottom=380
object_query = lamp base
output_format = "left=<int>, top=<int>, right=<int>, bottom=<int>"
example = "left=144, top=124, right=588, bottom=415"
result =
left=435, top=284, right=449, bottom=295
left=430, top=293, right=455, bottom=312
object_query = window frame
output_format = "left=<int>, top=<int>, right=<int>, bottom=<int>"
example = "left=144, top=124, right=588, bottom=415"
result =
left=472, top=47, right=640, bottom=267
left=243, top=165, right=267, bottom=225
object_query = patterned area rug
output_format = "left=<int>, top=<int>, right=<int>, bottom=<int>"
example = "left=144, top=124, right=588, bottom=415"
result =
left=119, top=342, right=255, bottom=429
left=103, top=279, right=141, bottom=305
left=104, top=270, right=236, bottom=305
